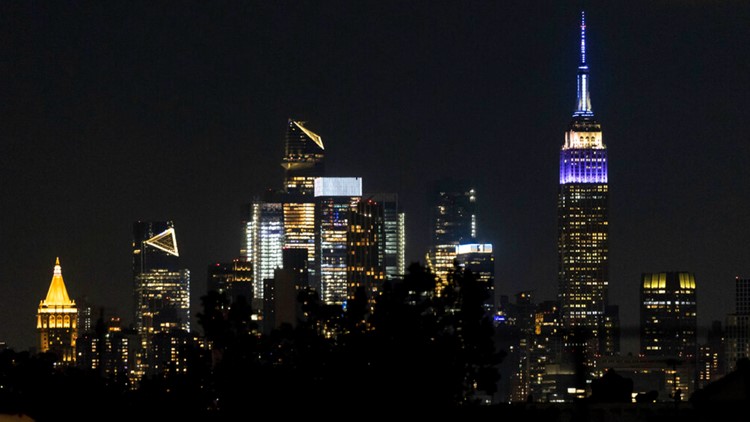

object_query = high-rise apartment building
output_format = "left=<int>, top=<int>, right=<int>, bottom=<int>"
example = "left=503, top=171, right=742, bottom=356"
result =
left=37, top=258, right=78, bottom=365
left=132, top=221, right=190, bottom=363
left=557, top=12, right=609, bottom=342
left=640, top=272, right=697, bottom=359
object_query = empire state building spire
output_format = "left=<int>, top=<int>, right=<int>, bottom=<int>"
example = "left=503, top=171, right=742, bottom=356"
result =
left=574, top=11, right=593, bottom=117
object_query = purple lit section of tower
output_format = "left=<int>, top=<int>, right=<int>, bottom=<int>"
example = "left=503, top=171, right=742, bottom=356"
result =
left=559, top=149, right=608, bottom=184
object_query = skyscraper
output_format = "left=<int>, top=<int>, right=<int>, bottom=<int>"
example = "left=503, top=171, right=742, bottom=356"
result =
left=455, top=243, right=495, bottom=315
left=640, top=272, right=697, bottom=359
left=281, top=119, right=325, bottom=196
left=132, top=221, right=190, bottom=360
left=430, top=185, right=477, bottom=283
left=370, top=193, right=406, bottom=280
left=242, top=119, right=324, bottom=300
left=557, top=12, right=609, bottom=342
left=315, top=177, right=362, bottom=305
left=245, top=200, right=284, bottom=303
left=347, top=197, right=386, bottom=305
left=726, top=277, right=750, bottom=371
left=37, top=257, right=78, bottom=365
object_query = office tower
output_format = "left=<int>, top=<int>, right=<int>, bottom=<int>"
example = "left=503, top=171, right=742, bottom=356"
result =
left=315, top=177, right=363, bottom=305
left=243, top=120, right=325, bottom=300
left=370, top=193, right=406, bottom=279
left=455, top=243, right=495, bottom=315
left=557, top=12, right=609, bottom=344
left=37, top=258, right=78, bottom=365
left=431, top=185, right=477, bottom=282
left=245, top=200, right=284, bottom=303
left=348, top=197, right=386, bottom=305
left=283, top=199, right=317, bottom=282
left=726, top=277, right=750, bottom=371
left=132, top=221, right=190, bottom=361
left=281, top=119, right=325, bottom=196
left=207, top=259, right=253, bottom=303
left=640, top=272, right=697, bottom=359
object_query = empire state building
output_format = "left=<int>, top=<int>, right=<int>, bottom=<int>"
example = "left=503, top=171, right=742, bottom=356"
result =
left=558, top=12, right=609, bottom=340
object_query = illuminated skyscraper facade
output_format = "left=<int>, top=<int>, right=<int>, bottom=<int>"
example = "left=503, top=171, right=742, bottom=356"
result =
left=283, top=199, right=317, bottom=280
left=246, top=200, right=284, bottom=302
left=315, top=177, right=362, bottom=305
left=640, top=272, right=697, bottom=359
left=132, top=221, right=190, bottom=358
left=281, top=119, right=325, bottom=196
left=347, top=197, right=386, bottom=304
left=557, top=12, right=609, bottom=340
left=37, top=257, right=78, bottom=365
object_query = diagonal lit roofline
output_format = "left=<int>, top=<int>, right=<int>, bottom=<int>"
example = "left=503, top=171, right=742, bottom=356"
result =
left=144, top=227, right=180, bottom=257
left=293, top=120, right=325, bottom=150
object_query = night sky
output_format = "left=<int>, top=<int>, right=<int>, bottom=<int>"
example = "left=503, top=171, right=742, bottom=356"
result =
left=1, top=1, right=749, bottom=352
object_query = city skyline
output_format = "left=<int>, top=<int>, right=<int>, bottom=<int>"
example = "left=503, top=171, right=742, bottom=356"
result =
left=2, top=2, right=750, bottom=351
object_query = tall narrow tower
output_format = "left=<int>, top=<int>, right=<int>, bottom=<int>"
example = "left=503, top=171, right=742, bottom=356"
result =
left=281, top=119, right=325, bottom=196
left=37, top=258, right=78, bottom=365
left=132, top=221, right=190, bottom=355
left=558, top=12, right=609, bottom=342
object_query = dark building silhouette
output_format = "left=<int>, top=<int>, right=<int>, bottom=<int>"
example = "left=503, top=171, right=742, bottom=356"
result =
left=369, top=193, right=406, bottom=280
left=429, top=184, right=477, bottom=283
left=263, top=248, right=310, bottom=334
left=207, top=259, right=253, bottom=304
left=455, top=243, right=495, bottom=315
left=726, top=277, right=750, bottom=371
left=699, top=320, right=726, bottom=388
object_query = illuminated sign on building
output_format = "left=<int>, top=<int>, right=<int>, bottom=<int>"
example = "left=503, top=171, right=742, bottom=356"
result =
left=456, top=243, right=493, bottom=255
left=314, top=177, right=362, bottom=197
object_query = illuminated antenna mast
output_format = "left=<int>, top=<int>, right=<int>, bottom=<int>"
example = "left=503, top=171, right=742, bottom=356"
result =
left=574, top=10, right=593, bottom=117
left=580, top=10, right=586, bottom=66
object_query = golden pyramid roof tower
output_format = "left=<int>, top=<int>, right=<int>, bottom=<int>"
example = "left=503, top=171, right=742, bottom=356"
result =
left=40, top=257, right=75, bottom=307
